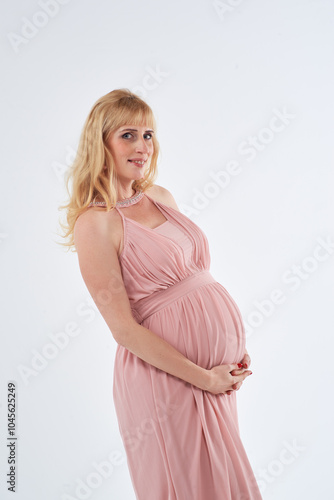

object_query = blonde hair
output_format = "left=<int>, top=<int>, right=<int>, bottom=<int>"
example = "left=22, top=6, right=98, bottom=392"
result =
left=56, top=88, right=160, bottom=252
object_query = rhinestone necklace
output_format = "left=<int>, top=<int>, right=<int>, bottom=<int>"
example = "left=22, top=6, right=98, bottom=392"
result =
left=89, top=189, right=144, bottom=208
left=116, top=188, right=144, bottom=207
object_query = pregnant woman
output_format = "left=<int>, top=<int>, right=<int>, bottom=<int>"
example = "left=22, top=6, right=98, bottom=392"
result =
left=59, top=89, right=262, bottom=499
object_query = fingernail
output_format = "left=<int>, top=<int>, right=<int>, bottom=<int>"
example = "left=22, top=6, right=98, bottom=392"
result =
left=243, top=363, right=248, bottom=368
left=249, top=371, right=253, bottom=375
left=237, top=363, right=243, bottom=368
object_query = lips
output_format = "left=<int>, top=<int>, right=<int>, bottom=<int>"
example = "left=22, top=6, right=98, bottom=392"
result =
left=128, top=159, right=146, bottom=166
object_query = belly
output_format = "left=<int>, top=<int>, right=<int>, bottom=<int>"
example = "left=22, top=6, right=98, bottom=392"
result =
left=140, top=281, right=246, bottom=369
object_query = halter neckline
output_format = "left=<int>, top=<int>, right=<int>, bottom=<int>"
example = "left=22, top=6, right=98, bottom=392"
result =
left=115, top=188, right=144, bottom=207
left=88, top=188, right=144, bottom=208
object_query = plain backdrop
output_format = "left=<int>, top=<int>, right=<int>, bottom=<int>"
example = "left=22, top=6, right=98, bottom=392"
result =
left=1, top=1, right=334, bottom=499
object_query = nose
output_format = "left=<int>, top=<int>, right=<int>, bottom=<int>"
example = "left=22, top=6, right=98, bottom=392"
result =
left=135, top=136, right=150, bottom=154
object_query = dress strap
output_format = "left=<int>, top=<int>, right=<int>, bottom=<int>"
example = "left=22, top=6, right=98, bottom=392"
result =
left=143, top=191, right=171, bottom=218
left=87, top=201, right=125, bottom=227
left=114, top=204, right=124, bottom=218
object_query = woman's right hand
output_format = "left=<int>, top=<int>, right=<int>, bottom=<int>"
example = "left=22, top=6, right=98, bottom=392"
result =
left=205, top=363, right=252, bottom=395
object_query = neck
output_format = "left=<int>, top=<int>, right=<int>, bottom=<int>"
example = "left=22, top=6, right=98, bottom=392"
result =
left=117, top=186, right=136, bottom=202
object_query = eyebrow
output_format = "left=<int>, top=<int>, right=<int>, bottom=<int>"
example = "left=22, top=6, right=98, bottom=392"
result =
left=120, top=128, right=154, bottom=133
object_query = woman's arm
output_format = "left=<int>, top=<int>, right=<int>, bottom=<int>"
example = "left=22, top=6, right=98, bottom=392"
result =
left=74, top=209, right=213, bottom=390
left=74, top=210, right=249, bottom=394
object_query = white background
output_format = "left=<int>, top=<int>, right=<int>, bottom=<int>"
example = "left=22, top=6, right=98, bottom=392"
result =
left=1, top=0, right=333, bottom=499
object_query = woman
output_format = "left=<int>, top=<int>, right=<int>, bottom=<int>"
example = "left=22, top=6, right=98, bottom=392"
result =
left=58, top=89, right=262, bottom=499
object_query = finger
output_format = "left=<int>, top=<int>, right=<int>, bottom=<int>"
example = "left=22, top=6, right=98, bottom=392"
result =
left=232, top=382, right=242, bottom=390
left=230, top=368, right=245, bottom=376
left=230, top=371, right=246, bottom=384
left=231, top=370, right=251, bottom=385
left=229, top=363, right=244, bottom=373
left=242, top=370, right=253, bottom=380
left=241, top=353, right=251, bottom=369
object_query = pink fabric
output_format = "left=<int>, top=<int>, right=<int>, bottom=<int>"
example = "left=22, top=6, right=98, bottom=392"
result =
left=112, top=192, right=262, bottom=500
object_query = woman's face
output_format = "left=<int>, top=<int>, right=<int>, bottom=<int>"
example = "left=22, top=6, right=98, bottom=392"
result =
left=106, top=123, right=154, bottom=183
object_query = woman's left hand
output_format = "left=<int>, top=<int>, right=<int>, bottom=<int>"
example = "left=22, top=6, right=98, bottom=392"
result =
left=225, top=350, right=252, bottom=395
left=239, top=350, right=251, bottom=370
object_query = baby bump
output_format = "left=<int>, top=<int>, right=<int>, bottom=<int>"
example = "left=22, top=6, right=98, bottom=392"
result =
left=144, top=282, right=246, bottom=370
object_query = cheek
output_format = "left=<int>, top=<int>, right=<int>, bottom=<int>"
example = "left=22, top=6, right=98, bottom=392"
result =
left=114, top=142, right=130, bottom=157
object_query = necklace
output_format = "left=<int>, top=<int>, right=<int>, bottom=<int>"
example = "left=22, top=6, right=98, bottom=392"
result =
left=88, top=189, right=144, bottom=208
left=116, top=188, right=144, bottom=207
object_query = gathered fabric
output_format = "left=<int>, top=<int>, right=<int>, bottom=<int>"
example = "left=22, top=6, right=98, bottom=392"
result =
left=112, top=192, right=262, bottom=500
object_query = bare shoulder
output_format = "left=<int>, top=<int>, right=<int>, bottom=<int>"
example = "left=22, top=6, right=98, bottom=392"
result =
left=74, top=205, right=121, bottom=252
left=72, top=207, right=135, bottom=342
left=146, top=184, right=180, bottom=211
left=74, top=204, right=119, bottom=235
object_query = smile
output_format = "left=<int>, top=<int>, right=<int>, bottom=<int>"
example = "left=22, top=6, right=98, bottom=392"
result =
left=128, top=160, right=146, bottom=166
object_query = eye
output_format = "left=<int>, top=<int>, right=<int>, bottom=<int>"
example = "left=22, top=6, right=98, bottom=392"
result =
left=122, top=132, right=153, bottom=140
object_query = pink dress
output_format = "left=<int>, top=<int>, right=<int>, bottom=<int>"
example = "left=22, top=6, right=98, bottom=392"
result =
left=92, top=191, right=262, bottom=499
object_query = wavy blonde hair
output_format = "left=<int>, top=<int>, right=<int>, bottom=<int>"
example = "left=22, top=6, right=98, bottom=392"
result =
left=56, top=88, right=160, bottom=252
